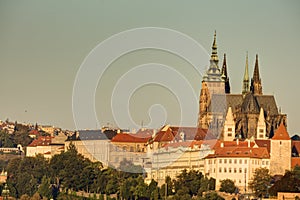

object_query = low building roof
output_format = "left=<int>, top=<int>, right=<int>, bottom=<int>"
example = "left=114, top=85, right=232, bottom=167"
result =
left=111, top=133, right=151, bottom=143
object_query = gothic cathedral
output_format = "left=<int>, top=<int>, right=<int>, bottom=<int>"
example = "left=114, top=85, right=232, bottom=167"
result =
left=198, top=31, right=287, bottom=140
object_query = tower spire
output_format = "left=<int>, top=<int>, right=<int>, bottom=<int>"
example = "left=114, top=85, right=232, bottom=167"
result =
left=222, top=53, right=231, bottom=93
left=210, top=30, right=219, bottom=64
left=242, top=52, right=250, bottom=95
left=250, top=54, right=262, bottom=95
left=253, top=54, right=260, bottom=82
left=202, top=31, right=223, bottom=82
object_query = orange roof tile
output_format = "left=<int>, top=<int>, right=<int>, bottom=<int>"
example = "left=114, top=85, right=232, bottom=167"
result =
left=27, top=136, right=52, bottom=147
left=152, top=126, right=211, bottom=142
left=207, top=145, right=270, bottom=159
left=111, top=133, right=151, bottom=143
left=292, top=157, right=300, bottom=168
left=272, top=123, right=290, bottom=140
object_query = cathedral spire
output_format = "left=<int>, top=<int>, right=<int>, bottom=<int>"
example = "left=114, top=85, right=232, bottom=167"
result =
left=250, top=54, right=263, bottom=95
left=203, top=31, right=223, bottom=82
left=222, top=53, right=231, bottom=93
left=242, top=52, right=250, bottom=95
left=210, top=30, right=219, bottom=65
left=253, top=54, right=260, bottom=82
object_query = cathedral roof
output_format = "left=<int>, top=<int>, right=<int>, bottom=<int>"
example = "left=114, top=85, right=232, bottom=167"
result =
left=208, top=94, right=243, bottom=113
left=208, top=93, right=279, bottom=116
left=272, top=123, right=290, bottom=140
left=241, top=93, right=260, bottom=113
left=255, top=95, right=278, bottom=115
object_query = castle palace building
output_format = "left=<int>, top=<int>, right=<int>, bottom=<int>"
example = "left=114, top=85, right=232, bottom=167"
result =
left=198, top=32, right=287, bottom=140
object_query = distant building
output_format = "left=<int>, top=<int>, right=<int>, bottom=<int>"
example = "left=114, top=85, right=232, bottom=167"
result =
left=109, top=129, right=152, bottom=168
left=204, top=140, right=270, bottom=191
left=26, top=136, right=65, bottom=159
left=65, top=130, right=116, bottom=166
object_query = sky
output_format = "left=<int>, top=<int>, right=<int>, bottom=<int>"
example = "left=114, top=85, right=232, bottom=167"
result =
left=0, top=1, right=299, bottom=135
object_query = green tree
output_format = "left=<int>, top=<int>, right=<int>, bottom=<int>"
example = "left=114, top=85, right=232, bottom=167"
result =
left=249, top=168, right=271, bottom=198
left=269, top=167, right=300, bottom=196
left=38, top=176, right=52, bottom=199
left=219, top=179, right=237, bottom=194
left=0, top=130, right=14, bottom=147
left=133, top=175, right=148, bottom=199
left=202, top=191, right=224, bottom=200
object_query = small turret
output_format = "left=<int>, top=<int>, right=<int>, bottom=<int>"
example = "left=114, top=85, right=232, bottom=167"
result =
left=223, top=107, right=235, bottom=141
left=256, top=108, right=267, bottom=139
left=222, top=53, right=231, bottom=94
left=250, top=54, right=263, bottom=95
left=242, top=52, right=250, bottom=95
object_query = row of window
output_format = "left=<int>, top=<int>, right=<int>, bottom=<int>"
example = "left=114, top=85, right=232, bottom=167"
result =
left=208, top=159, right=269, bottom=166
left=219, top=167, right=247, bottom=173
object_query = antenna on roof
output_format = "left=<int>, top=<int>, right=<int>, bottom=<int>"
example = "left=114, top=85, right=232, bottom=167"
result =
left=279, top=107, right=281, bottom=114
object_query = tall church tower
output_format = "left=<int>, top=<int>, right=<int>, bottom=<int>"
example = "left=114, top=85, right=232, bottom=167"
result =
left=250, top=54, right=263, bottom=95
left=242, top=53, right=250, bottom=95
left=198, top=31, right=225, bottom=129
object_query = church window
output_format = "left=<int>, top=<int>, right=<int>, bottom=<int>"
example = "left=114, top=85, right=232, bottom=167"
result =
left=259, top=134, right=264, bottom=138
left=239, top=168, right=242, bottom=173
left=229, top=159, right=232, bottom=164
left=228, top=128, right=232, bottom=131
left=224, top=168, right=227, bottom=173
left=228, top=133, right=232, bottom=137
left=244, top=160, right=247, bottom=164
left=259, top=129, right=264, bottom=133
left=280, top=141, right=282, bottom=145
left=224, top=159, right=227, bottom=164
left=229, top=168, right=232, bottom=173
left=234, top=159, right=237, bottom=164
left=219, top=168, right=222, bottom=173
left=234, top=168, right=237, bottom=173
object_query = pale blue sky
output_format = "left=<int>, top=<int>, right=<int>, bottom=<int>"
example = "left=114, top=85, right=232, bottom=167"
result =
left=0, top=1, right=299, bottom=135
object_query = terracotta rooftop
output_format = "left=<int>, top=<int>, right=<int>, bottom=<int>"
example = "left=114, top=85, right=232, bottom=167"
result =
left=28, top=136, right=52, bottom=147
left=206, top=146, right=270, bottom=159
left=111, top=133, right=151, bottom=143
left=292, top=157, right=300, bottom=168
left=152, top=126, right=211, bottom=143
left=272, top=123, right=290, bottom=140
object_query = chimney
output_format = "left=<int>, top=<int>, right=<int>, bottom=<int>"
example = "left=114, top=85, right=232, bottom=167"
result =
left=152, top=129, right=157, bottom=137
left=236, top=139, right=239, bottom=146
left=220, top=142, right=224, bottom=148
left=248, top=140, right=250, bottom=148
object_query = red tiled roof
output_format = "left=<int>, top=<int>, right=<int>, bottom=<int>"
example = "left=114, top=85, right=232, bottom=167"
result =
left=207, top=146, right=270, bottom=159
left=29, top=129, right=40, bottom=136
left=292, top=157, right=300, bottom=168
left=255, top=139, right=271, bottom=153
left=28, top=136, right=52, bottom=147
left=111, top=133, right=151, bottom=143
left=212, top=140, right=256, bottom=149
left=272, top=123, right=290, bottom=140
left=152, top=126, right=210, bottom=142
